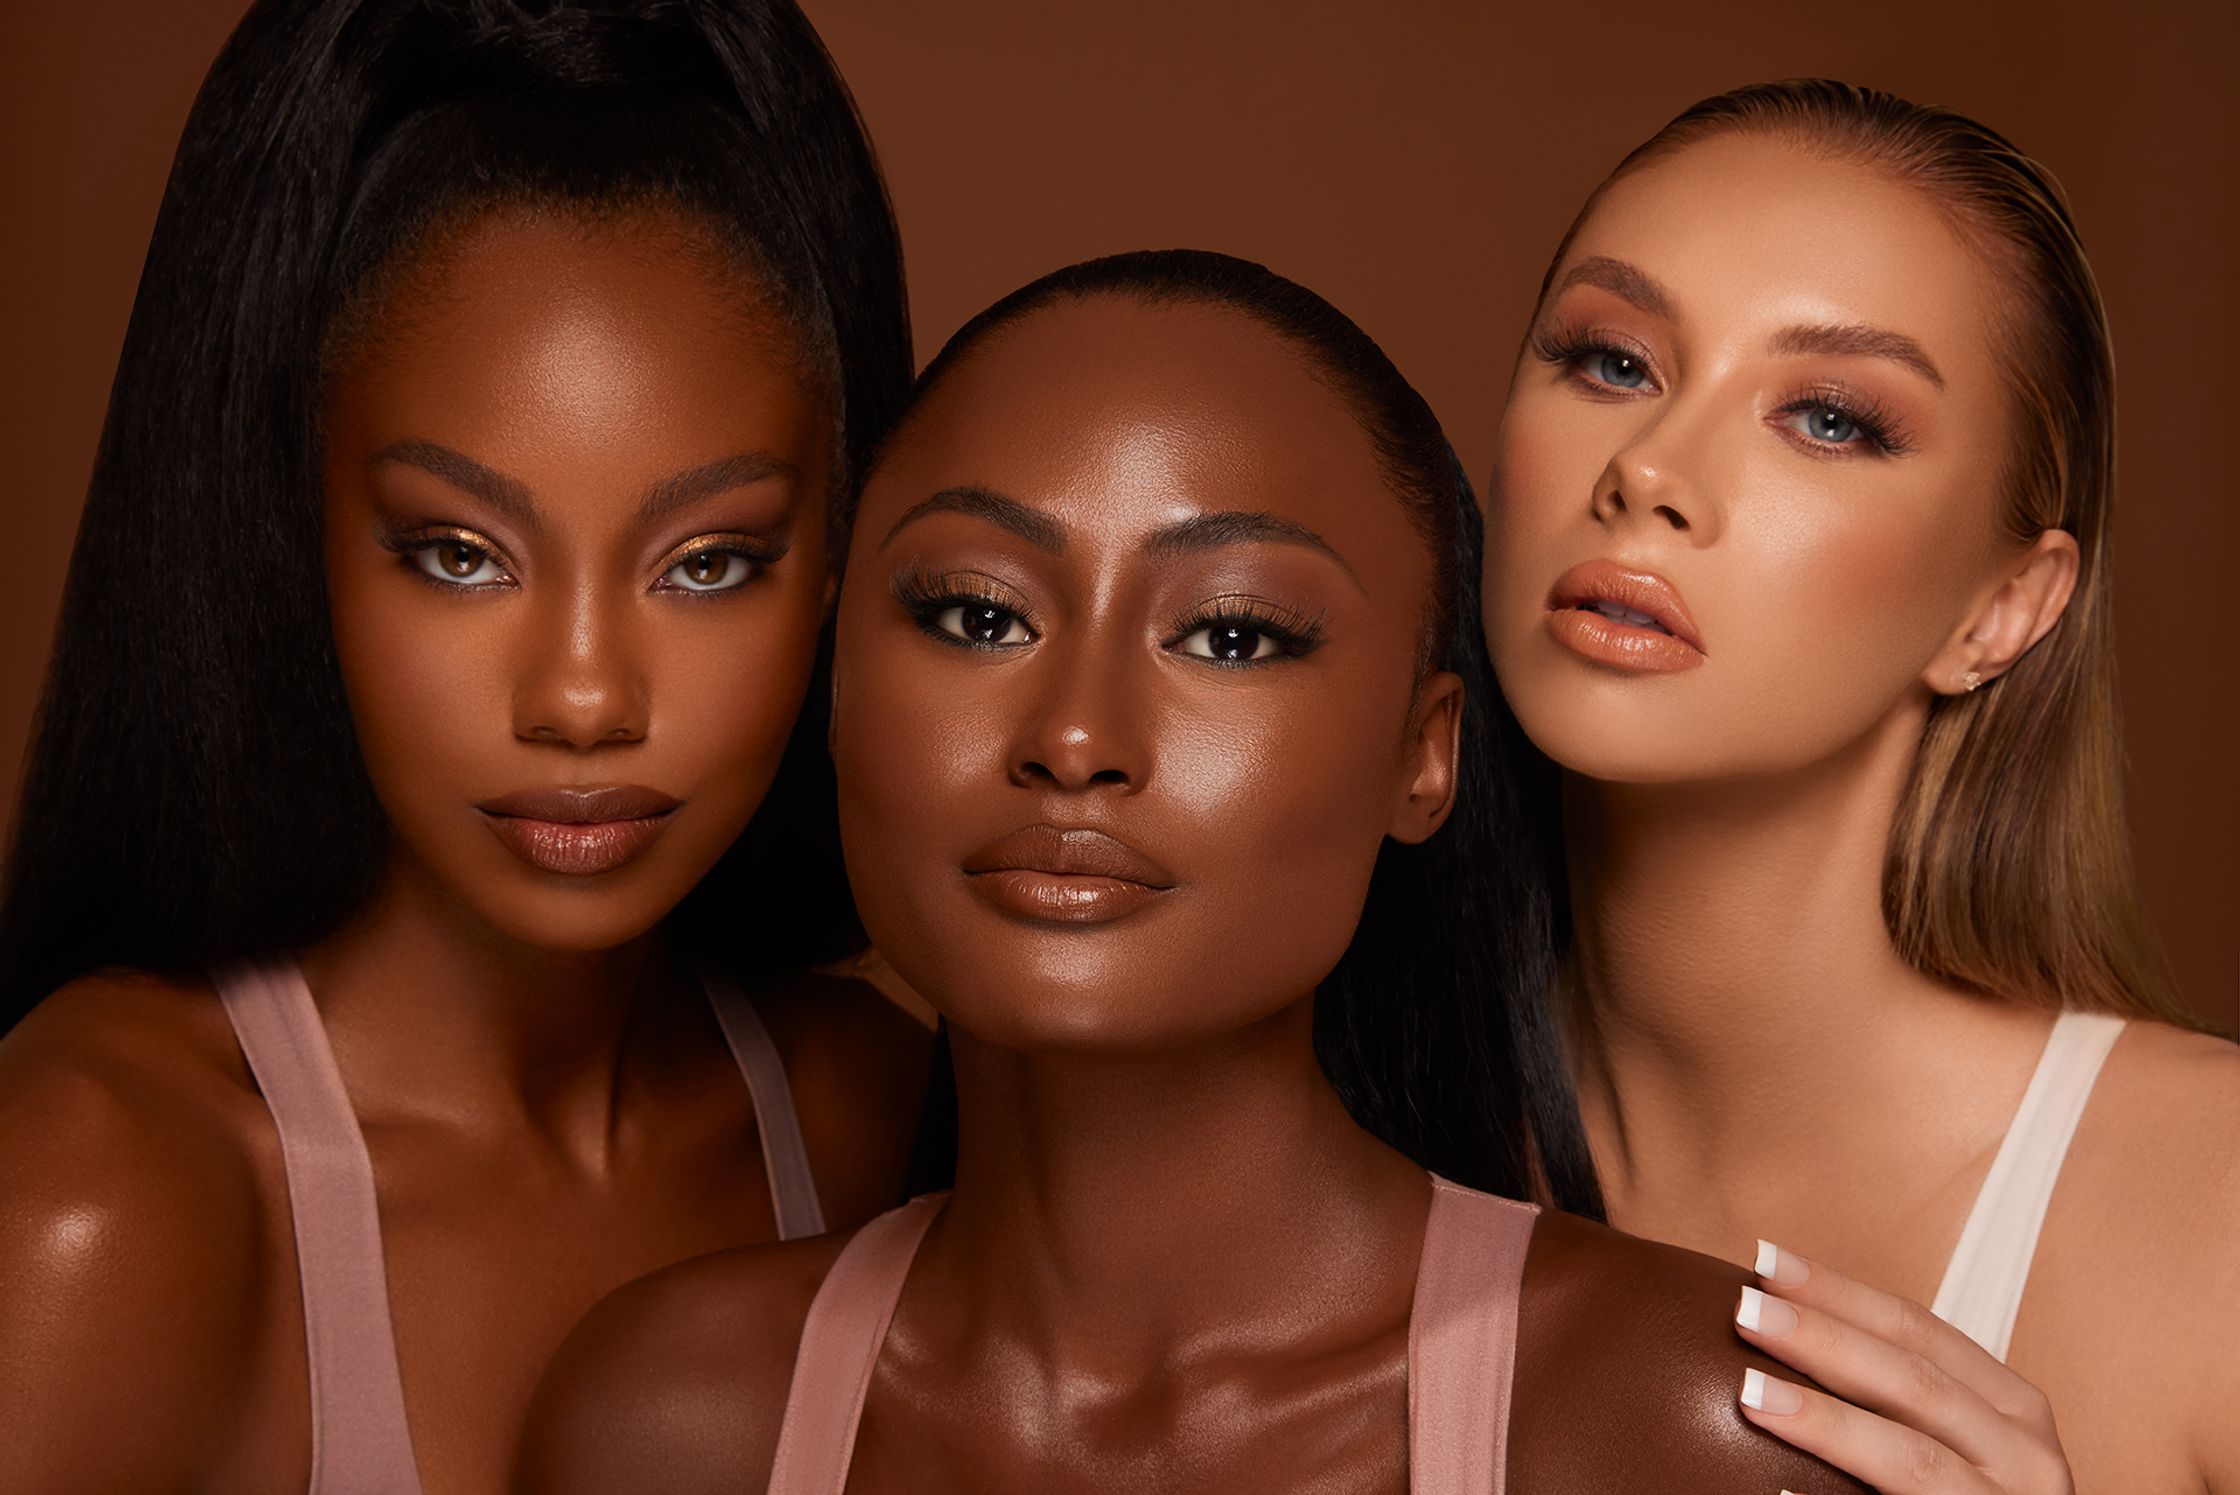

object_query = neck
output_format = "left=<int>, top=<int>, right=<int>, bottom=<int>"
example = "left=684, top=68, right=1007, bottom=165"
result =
left=1562, top=702, right=2045, bottom=1226
left=296, top=851, right=681, bottom=1149
left=927, top=996, right=1426, bottom=1373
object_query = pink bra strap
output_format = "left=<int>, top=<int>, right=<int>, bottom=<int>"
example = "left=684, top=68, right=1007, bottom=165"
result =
left=766, top=1194, right=947, bottom=1495
left=1408, top=1177, right=1539, bottom=1495
left=702, top=965, right=827, bottom=1241
left=213, top=958, right=423, bottom=1495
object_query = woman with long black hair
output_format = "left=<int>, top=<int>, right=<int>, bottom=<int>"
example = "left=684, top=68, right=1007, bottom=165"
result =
left=0, top=3, right=932, bottom=1489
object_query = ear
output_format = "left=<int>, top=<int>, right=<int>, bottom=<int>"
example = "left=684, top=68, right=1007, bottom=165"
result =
left=1389, top=670, right=1464, bottom=845
left=1925, top=529, right=2080, bottom=695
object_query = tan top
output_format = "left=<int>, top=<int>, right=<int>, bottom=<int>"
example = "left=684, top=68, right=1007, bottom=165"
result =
left=214, top=955, right=824, bottom=1495
left=764, top=1175, right=1540, bottom=1493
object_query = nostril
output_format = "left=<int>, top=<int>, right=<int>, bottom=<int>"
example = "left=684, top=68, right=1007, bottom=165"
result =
left=1653, top=504, right=1689, bottom=532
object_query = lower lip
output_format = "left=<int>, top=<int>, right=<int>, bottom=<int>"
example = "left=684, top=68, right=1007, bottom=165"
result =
left=967, top=870, right=1169, bottom=924
left=1545, top=607, right=1705, bottom=673
left=481, top=813, right=674, bottom=876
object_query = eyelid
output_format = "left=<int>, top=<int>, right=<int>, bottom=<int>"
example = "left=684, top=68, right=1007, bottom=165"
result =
left=383, top=525, right=519, bottom=585
left=650, top=530, right=789, bottom=581
left=1530, top=321, right=1665, bottom=395
left=1770, top=381, right=1914, bottom=456
left=1161, top=592, right=1327, bottom=662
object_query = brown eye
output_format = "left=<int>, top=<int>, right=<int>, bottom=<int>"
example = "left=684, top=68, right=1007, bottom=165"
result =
left=660, top=548, right=757, bottom=593
left=408, top=537, right=507, bottom=587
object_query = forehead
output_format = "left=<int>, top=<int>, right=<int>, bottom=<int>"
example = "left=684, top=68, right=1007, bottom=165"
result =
left=329, top=212, right=822, bottom=507
left=1565, top=133, right=2002, bottom=376
left=865, top=295, right=1412, bottom=554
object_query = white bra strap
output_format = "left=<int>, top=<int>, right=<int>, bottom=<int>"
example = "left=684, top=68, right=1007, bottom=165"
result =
left=1931, top=1010, right=2124, bottom=1361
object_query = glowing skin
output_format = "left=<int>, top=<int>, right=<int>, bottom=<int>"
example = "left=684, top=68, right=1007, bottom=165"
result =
left=516, top=293, right=1868, bottom=1495
left=0, top=212, right=930, bottom=1495
left=1487, top=132, right=2059, bottom=784
left=833, top=300, right=1439, bottom=1058
left=323, top=211, right=831, bottom=952
left=1487, top=133, right=2240, bottom=1493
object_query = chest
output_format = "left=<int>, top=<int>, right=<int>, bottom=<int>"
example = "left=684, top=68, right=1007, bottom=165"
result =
left=230, top=1120, right=780, bottom=1495
left=844, top=1333, right=1411, bottom=1495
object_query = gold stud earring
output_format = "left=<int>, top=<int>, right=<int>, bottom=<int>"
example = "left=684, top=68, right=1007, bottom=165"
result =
left=1962, top=669, right=1983, bottom=692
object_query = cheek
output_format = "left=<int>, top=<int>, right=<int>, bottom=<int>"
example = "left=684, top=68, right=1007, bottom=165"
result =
left=1485, top=390, right=1605, bottom=632
left=644, top=581, right=829, bottom=827
left=326, top=563, right=514, bottom=825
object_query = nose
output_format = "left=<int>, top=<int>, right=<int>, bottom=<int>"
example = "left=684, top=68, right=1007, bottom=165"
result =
left=1007, top=634, right=1150, bottom=795
left=512, top=581, right=649, bottom=749
left=1589, top=408, right=1719, bottom=543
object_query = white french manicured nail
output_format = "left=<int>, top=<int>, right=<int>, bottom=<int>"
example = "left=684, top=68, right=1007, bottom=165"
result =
left=1754, top=1238, right=1810, bottom=1286
left=1736, top=1285, right=1799, bottom=1337
left=1741, top=1367, right=1805, bottom=1415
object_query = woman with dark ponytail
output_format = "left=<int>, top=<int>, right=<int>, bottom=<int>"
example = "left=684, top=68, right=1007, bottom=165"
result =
left=0, top=2, right=931, bottom=1488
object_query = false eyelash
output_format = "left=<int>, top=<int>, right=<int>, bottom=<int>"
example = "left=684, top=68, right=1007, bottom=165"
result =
left=1528, top=322, right=1659, bottom=394
left=1775, top=382, right=1914, bottom=457
left=377, top=525, right=516, bottom=587
left=890, top=567, right=1035, bottom=645
left=1166, top=595, right=1328, bottom=665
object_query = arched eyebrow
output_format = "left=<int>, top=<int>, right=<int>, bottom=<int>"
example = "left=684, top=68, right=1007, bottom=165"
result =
left=638, top=452, right=798, bottom=524
left=367, top=442, right=798, bottom=531
left=880, top=485, right=1066, bottom=553
left=1768, top=323, right=1945, bottom=388
left=368, top=440, right=536, bottom=527
left=1144, top=510, right=1362, bottom=592
left=1550, top=255, right=1676, bottom=320
left=881, top=487, right=1366, bottom=592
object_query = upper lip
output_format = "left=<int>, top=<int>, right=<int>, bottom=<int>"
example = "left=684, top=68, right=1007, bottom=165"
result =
left=1547, top=560, right=1705, bottom=653
left=961, top=825, right=1177, bottom=888
left=476, top=785, right=681, bottom=823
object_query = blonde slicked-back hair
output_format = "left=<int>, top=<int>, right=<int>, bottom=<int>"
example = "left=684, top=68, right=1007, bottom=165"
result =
left=1543, top=79, right=2191, bottom=1026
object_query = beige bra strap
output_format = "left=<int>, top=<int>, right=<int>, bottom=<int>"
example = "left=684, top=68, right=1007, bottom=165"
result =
left=765, top=1195, right=947, bottom=1495
left=1408, top=1176, right=1540, bottom=1494
left=213, top=957, right=423, bottom=1495
left=1932, top=1010, right=2125, bottom=1361
left=701, top=965, right=827, bottom=1241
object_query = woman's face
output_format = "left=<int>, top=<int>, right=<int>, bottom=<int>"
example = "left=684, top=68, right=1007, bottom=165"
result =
left=833, top=295, right=1459, bottom=1053
left=1485, top=133, right=2032, bottom=784
left=322, top=209, right=831, bottom=952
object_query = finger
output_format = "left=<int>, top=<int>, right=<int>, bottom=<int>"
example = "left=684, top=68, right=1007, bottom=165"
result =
left=1755, top=1240, right=2055, bottom=1429
left=1736, top=1285, right=2035, bottom=1475
left=1740, top=1367, right=1999, bottom=1495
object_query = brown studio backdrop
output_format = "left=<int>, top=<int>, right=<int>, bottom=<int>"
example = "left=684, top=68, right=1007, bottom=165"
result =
left=2, top=0, right=2232, bottom=1025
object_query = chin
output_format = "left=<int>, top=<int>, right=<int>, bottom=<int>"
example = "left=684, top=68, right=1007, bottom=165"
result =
left=477, top=896, right=672, bottom=955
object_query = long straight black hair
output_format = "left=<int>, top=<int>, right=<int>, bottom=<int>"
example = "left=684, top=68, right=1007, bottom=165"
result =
left=0, top=0, right=912, bottom=1027
left=885, top=251, right=1599, bottom=1211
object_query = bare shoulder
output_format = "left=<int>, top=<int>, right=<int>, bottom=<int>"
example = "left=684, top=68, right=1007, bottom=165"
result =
left=2067, top=1021, right=2240, bottom=1274
left=1508, top=1210, right=1868, bottom=1495
left=754, top=960, right=939, bottom=1227
left=0, top=970, right=277, bottom=1485
left=515, top=1230, right=852, bottom=1495
left=2049, top=1019, right=2240, bottom=1458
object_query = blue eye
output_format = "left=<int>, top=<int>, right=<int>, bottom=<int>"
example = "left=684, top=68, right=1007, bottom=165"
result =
left=1588, top=350, right=1650, bottom=390
left=1790, top=407, right=1862, bottom=444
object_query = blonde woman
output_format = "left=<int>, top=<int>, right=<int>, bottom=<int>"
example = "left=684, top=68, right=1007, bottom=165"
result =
left=1484, top=79, right=2239, bottom=1491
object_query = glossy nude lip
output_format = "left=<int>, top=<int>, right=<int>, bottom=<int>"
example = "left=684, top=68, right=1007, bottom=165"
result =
left=960, top=824, right=1178, bottom=924
left=1544, top=559, right=1706, bottom=673
left=475, top=785, right=682, bottom=876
